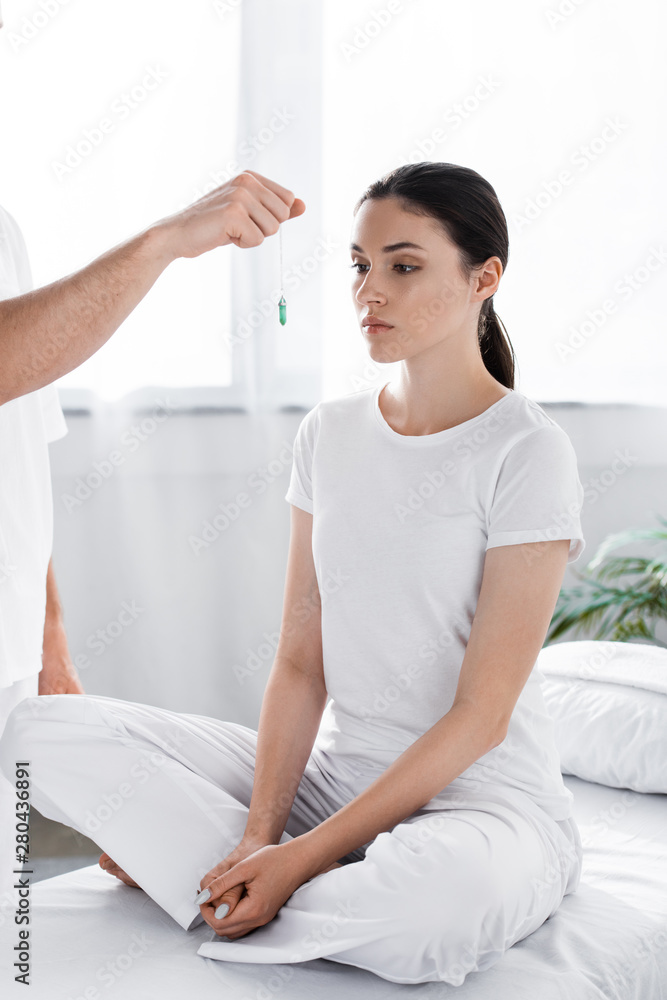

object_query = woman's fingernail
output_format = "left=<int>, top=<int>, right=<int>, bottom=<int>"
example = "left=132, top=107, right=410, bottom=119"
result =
left=214, top=903, right=229, bottom=919
left=194, top=888, right=211, bottom=904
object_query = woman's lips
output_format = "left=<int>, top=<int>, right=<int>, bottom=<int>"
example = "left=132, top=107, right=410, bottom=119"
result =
left=364, top=323, right=393, bottom=334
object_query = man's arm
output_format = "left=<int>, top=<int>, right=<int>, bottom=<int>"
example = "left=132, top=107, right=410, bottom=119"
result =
left=39, top=558, right=84, bottom=695
left=0, top=171, right=305, bottom=405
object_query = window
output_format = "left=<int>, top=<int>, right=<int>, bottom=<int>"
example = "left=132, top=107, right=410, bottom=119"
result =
left=1, top=0, right=663, bottom=408
left=0, top=0, right=241, bottom=402
left=321, top=0, right=665, bottom=406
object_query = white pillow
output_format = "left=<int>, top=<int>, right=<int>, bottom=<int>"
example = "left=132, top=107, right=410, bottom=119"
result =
left=536, top=640, right=667, bottom=794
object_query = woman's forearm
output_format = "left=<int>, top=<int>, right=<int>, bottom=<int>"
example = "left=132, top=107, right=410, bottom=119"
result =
left=292, top=703, right=503, bottom=875
left=243, top=658, right=328, bottom=845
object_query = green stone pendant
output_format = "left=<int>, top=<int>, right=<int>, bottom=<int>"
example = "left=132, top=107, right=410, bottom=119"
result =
left=278, top=295, right=287, bottom=326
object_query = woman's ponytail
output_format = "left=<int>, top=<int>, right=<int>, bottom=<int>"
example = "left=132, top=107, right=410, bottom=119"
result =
left=478, top=297, right=515, bottom=389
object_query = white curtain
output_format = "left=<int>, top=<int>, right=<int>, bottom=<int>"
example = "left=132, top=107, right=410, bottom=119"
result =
left=229, top=0, right=324, bottom=413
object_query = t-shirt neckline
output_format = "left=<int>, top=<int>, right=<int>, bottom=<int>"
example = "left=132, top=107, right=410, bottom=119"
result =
left=372, top=381, right=517, bottom=444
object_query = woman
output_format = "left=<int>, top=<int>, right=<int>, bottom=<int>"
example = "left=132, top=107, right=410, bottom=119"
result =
left=0, top=162, right=586, bottom=987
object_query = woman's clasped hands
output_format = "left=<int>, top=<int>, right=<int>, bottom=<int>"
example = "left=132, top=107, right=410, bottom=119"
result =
left=195, top=835, right=343, bottom=940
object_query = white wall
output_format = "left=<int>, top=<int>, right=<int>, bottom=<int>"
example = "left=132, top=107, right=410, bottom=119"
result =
left=48, top=402, right=667, bottom=728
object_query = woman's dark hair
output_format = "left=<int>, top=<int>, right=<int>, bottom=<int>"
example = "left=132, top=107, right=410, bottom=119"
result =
left=353, top=162, right=516, bottom=389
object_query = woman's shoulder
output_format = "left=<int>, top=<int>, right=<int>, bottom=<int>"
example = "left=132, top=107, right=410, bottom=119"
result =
left=303, top=385, right=375, bottom=426
left=319, top=384, right=377, bottom=411
left=505, top=390, right=575, bottom=439
left=292, top=385, right=374, bottom=448
left=496, top=391, right=580, bottom=473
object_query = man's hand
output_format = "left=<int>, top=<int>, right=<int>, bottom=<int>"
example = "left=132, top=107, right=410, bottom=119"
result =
left=39, top=558, right=84, bottom=695
left=40, top=616, right=84, bottom=695
left=0, top=169, right=305, bottom=405
left=155, top=169, right=306, bottom=262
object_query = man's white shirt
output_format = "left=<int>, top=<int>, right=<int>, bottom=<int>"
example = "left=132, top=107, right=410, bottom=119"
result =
left=0, top=205, right=67, bottom=686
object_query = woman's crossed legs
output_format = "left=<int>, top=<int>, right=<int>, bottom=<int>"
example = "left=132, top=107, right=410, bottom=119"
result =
left=0, top=693, right=577, bottom=985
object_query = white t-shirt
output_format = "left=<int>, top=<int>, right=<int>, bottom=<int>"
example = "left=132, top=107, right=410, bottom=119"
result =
left=284, top=383, right=586, bottom=822
left=0, top=205, right=68, bottom=687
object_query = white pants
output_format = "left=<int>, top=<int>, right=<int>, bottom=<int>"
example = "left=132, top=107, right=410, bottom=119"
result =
left=0, top=693, right=583, bottom=986
left=0, top=674, right=39, bottom=925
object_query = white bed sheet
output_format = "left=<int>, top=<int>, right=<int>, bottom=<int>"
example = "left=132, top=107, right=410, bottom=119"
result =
left=1, top=775, right=665, bottom=1000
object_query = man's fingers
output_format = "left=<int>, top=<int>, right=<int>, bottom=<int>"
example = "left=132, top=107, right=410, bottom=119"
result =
left=235, top=170, right=306, bottom=228
left=241, top=170, right=301, bottom=212
left=288, top=197, right=306, bottom=219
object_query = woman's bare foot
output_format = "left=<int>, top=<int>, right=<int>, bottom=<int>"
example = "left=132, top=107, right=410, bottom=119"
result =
left=99, top=854, right=342, bottom=890
left=99, top=852, right=141, bottom=888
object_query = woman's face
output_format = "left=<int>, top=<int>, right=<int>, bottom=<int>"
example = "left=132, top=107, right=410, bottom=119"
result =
left=349, top=196, right=498, bottom=365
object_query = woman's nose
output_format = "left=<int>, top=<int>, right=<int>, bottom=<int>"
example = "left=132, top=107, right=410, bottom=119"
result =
left=355, top=274, right=387, bottom=306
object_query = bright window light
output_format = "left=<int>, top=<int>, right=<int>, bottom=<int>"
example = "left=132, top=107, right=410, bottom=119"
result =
left=0, top=0, right=241, bottom=400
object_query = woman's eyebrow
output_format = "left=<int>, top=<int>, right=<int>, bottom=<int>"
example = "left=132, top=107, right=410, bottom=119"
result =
left=349, top=241, right=427, bottom=253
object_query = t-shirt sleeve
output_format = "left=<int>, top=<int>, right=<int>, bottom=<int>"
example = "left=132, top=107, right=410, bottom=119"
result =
left=485, top=423, right=586, bottom=563
left=284, top=404, right=321, bottom=514
left=39, top=383, right=68, bottom=443
left=0, top=205, right=33, bottom=295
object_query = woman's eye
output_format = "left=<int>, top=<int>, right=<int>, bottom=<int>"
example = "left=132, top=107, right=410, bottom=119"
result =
left=349, top=263, right=418, bottom=274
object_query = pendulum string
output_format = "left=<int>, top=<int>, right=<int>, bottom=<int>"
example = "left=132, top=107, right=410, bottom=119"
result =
left=278, top=224, right=287, bottom=326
